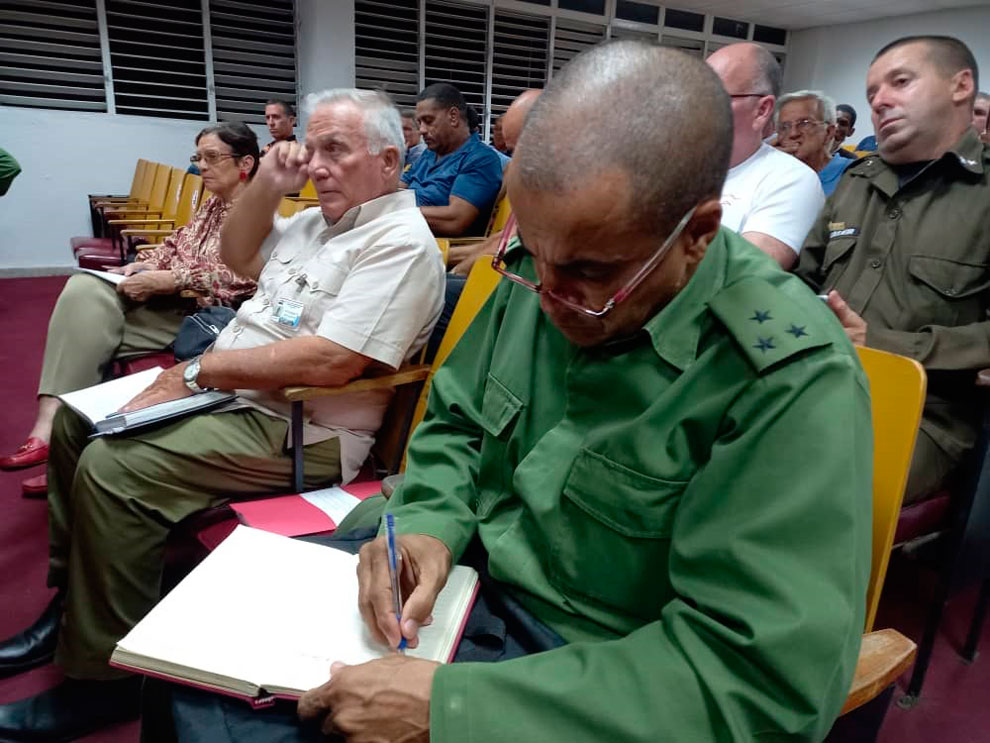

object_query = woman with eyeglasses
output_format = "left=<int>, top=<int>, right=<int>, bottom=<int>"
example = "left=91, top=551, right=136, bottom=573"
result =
left=0, top=123, right=260, bottom=490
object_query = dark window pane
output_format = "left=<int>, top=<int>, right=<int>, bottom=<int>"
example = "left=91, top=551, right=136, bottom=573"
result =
left=753, top=24, right=787, bottom=45
left=712, top=17, right=749, bottom=39
left=558, top=0, right=606, bottom=15
left=517, top=0, right=551, bottom=5
left=615, top=0, right=659, bottom=25
left=663, top=8, right=704, bottom=32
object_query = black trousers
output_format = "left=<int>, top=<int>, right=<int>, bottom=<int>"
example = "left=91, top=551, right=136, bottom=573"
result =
left=145, top=529, right=565, bottom=743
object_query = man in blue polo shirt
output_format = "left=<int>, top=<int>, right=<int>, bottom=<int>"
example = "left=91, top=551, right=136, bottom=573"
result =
left=401, top=83, right=503, bottom=236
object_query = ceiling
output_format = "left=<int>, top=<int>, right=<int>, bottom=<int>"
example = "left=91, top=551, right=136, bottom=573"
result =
left=663, top=0, right=990, bottom=30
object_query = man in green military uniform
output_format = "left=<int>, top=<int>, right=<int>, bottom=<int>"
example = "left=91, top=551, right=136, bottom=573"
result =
left=796, top=35, right=990, bottom=505
left=172, top=41, right=872, bottom=742
left=0, top=147, right=21, bottom=196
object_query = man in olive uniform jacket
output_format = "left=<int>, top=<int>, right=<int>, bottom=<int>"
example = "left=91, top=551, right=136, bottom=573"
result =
left=170, top=41, right=872, bottom=743
left=797, top=35, right=990, bottom=505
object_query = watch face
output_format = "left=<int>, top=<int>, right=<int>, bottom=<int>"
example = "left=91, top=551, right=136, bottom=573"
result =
left=184, top=360, right=199, bottom=385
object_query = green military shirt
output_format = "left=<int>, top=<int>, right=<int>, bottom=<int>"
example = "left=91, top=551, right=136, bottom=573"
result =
left=0, top=147, right=21, bottom=196
left=389, top=228, right=872, bottom=742
left=796, top=130, right=990, bottom=463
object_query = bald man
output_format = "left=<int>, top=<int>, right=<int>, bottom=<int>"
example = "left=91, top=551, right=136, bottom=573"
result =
left=974, top=91, right=990, bottom=143
left=707, top=43, right=825, bottom=270
left=170, top=40, right=870, bottom=743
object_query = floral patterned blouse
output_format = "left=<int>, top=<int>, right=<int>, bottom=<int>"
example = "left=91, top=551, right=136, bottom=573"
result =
left=136, top=195, right=256, bottom=307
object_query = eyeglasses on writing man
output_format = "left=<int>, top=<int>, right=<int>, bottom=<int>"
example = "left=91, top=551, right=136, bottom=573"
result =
left=491, top=206, right=697, bottom=319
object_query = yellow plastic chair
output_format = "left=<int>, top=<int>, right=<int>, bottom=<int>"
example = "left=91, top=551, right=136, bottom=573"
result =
left=488, top=194, right=512, bottom=235
left=841, top=346, right=925, bottom=716
left=92, top=161, right=161, bottom=208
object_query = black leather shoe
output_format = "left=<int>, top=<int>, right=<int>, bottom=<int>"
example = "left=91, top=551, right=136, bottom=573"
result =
left=0, top=676, right=141, bottom=742
left=0, top=594, right=62, bottom=679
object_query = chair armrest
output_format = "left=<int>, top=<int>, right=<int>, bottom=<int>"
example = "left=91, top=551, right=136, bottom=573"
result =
left=94, top=198, right=147, bottom=207
left=135, top=243, right=163, bottom=251
left=283, top=364, right=431, bottom=402
left=179, top=289, right=205, bottom=299
left=120, top=228, right=175, bottom=238
left=976, top=369, right=990, bottom=387
left=108, top=218, right=171, bottom=226
left=841, top=629, right=916, bottom=715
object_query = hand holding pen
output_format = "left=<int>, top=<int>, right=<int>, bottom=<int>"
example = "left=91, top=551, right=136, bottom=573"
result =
left=356, top=519, right=453, bottom=651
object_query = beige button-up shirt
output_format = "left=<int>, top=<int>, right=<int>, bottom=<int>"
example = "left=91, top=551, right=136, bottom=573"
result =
left=214, top=190, right=446, bottom=481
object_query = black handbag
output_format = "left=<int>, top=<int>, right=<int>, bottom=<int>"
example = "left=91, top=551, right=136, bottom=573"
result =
left=173, top=306, right=236, bottom=361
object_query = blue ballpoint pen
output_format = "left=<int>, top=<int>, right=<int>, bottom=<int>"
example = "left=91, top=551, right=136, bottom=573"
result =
left=385, top=513, right=407, bottom=652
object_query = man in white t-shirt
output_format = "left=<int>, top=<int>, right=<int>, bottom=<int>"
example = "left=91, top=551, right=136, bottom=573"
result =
left=707, top=43, right=824, bottom=270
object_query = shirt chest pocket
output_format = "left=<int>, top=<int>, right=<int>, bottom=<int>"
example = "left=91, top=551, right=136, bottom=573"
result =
left=908, top=255, right=990, bottom=325
left=299, top=259, right=349, bottom=298
left=549, top=449, right=685, bottom=621
left=476, top=375, right=523, bottom=516
left=821, top=237, right=857, bottom=287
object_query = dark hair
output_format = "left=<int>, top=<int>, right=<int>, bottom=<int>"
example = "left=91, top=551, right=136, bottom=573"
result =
left=400, top=108, right=417, bottom=120
left=836, top=104, right=857, bottom=126
left=195, top=122, right=260, bottom=177
left=874, top=36, right=979, bottom=100
left=416, top=83, right=468, bottom=123
left=266, top=98, right=296, bottom=118
left=465, top=104, right=480, bottom=133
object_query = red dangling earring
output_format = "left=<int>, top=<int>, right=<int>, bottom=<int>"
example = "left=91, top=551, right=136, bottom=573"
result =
left=239, top=171, right=248, bottom=182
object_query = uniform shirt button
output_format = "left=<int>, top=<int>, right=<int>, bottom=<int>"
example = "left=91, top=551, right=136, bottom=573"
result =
left=887, top=208, right=901, bottom=219
left=288, top=267, right=297, bottom=275
left=870, top=259, right=882, bottom=269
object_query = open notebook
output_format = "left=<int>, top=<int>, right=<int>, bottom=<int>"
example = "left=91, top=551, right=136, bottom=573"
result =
left=111, top=526, right=480, bottom=704
left=58, top=366, right=235, bottom=436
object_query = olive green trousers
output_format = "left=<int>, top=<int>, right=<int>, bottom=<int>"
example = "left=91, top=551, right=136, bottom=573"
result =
left=46, top=405, right=341, bottom=679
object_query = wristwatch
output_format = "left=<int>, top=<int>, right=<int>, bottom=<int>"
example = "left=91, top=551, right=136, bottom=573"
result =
left=183, top=356, right=208, bottom=393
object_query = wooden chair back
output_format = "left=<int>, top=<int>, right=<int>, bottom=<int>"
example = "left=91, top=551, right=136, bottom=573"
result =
left=143, top=163, right=172, bottom=212
left=488, top=195, right=512, bottom=236
left=176, top=173, right=203, bottom=227
left=130, top=159, right=150, bottom=198
left=856, top=346, right=926, bottom=631
left=400, top=260, right=502, bottom=469
left=298, top=179, right=317, bottom=199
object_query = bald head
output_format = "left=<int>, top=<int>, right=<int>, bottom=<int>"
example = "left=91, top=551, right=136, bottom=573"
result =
left=707, top=42, right=781, bottom=166
left=515, top=41, right=731, bottom=236
left=502, top=89, right=541, bottom=154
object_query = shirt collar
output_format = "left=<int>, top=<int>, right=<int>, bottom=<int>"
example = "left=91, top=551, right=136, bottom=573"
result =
left=323, top=190, right=416, bottom=238
left=851, top=128, right=985, bottom=191
left=642, top=228, right=727, bottom=371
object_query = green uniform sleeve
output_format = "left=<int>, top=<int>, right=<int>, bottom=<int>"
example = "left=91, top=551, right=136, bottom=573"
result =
left=431, top=350, right=872, bottom=743
left=0, top=148, right=22, bottom=196
left=386, top=280, right=511, bottom=560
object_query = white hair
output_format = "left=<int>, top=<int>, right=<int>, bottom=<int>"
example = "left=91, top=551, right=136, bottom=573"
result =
left=304, top=88, right=406, bottom=167
left=775, top=89, right=837, bottom=125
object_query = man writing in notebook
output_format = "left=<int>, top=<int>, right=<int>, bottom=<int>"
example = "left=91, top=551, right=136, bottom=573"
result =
left=0, top=89, right=445, bottom=741
left=174, top=42, right=873, bottom=743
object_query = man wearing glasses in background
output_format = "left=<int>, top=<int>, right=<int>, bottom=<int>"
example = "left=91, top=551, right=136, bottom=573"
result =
left=774, top=90, right=852, bottom=196
left=707, top=42, right=824, bottom=270
left=185, top=40, right=871, bottom=743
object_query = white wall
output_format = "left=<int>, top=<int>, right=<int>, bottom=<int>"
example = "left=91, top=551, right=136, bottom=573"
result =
left=784, top=6, right=990, bottom=143
left=297, top=0, right=356, bottom=124
left=0, top=0, right=355, bottom=272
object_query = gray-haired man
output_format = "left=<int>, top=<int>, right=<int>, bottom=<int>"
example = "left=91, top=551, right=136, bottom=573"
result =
left=775, top=90, right=852, bottom=196
left=0, top=89, right=445, bottom=742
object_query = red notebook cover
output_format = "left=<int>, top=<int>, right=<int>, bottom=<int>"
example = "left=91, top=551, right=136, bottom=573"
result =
left=230, top=481, right=382, bottom=538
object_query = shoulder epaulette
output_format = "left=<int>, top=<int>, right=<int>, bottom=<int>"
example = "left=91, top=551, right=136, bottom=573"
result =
left=709, top=277, right=832, bottom=373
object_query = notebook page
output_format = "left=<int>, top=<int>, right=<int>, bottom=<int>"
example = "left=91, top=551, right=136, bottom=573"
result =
left=78, top=268, right=126, bottom=285
left=116, top=526, right=475, bottom=696
left=58, top=367, right=163, bottom=425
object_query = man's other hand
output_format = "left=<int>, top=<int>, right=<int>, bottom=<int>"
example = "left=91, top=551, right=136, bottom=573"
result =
left=117, top=270, right=177, bottom=302
left=255, top=140, right=312, bottom=196
left=357, top=533, right=451, bottom=650
left=826, top=290, right=868, bottom=346
left=119, top=362, right=193, bottom=413
left=298, top=655, right=437, bottom=742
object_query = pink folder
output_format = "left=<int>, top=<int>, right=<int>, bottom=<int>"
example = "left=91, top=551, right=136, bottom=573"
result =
left=230, top=480, right=383, bottom=538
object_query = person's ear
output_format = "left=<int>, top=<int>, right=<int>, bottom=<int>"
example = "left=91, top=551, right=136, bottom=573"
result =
left=448, top=106, right=460, bottom=127
left=755, top=96, right=776, bottom=133
left=825, top=122, right=837, bottom=145
left=239, top=155, right=255, bottom=177
left=380, top=145, right=400, bottom=177
left=289, top=116, right=297, bottom=128
left=950, top=69, right=975, bottom=105
left=680, top=198, right=722, bottom=267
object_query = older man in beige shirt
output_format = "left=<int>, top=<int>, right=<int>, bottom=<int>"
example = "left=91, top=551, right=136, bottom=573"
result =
left=0, top=89, right=445, bottom=742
